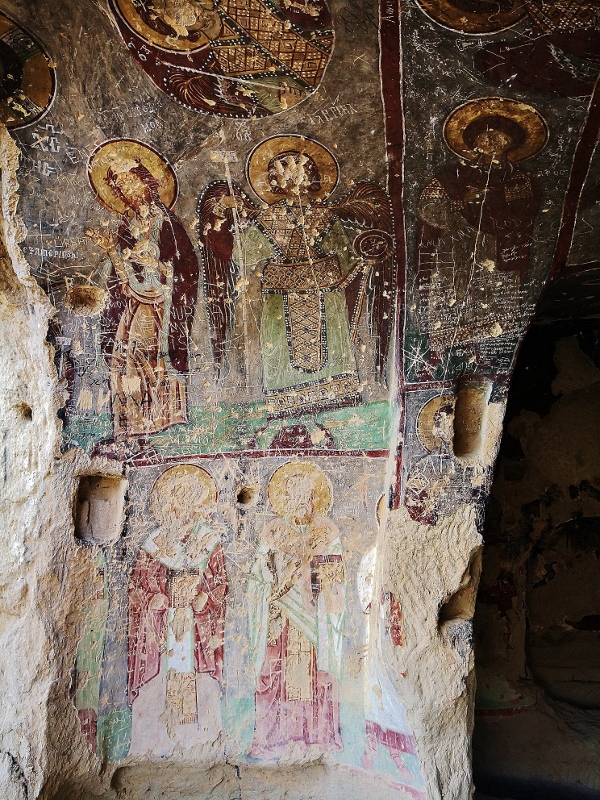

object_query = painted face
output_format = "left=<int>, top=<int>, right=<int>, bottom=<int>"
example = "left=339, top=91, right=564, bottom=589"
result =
left=155, top=478, right=212, bottom=531
left=284, top=474, right=317, bottom=523
left=270, top=154, right=314, bottom=198
left=113, top=170, right=151, bottom=209
left=432, top=405, right=453, bottom=447
left=127, top=240, right=160, bottom=269
left=473, top=130, right=513, bottom=160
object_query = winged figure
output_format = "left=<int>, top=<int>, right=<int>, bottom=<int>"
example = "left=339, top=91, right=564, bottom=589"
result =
left=197, top=136, right=396, bottom=420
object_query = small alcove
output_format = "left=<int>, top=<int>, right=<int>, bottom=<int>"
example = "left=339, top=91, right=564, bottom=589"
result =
left=74, top=474, right=127, bottom=545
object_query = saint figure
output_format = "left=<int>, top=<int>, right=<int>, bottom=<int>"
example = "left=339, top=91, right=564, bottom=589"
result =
left=198, top=135, right=395, bottom=426
left=417, top=98, right=546, bottom=354
left=128, top=465, right=228, bottom=750
left=86, top=140, right=199, bottom=445
left=247, top=461, right=345, bottom=759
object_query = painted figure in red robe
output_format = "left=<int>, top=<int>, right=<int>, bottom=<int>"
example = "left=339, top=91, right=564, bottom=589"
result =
left=128, top=465, right=228, bottom=753
left=247, top=462, right=345, bottom=760
left=86, top=141, right=199, bottom=447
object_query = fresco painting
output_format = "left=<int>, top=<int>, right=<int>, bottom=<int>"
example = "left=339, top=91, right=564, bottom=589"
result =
left=68, top=455, right=426, bottom=797
left=108, top=0, right=334, bottom=117
left=247, top=461, right=345, bottom=759
left=0, top=11, right=55, bottom=129
left=85, top=140, right=199, bottom=454
left=128, top=465, right=228, bottom=754
left=409, top=97, right=548, bottom=380
left=4, top=0, right=598, bottom=792
left=199, top=134, right=395, bottom=446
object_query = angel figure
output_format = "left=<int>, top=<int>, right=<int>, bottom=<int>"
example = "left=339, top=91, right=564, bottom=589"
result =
left=198, top=135, right=395, bottom=436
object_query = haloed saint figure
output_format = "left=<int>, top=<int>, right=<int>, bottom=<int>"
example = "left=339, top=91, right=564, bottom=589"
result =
left=198, top=135, right=396, bottom=443
left=86, top=140, right=199, bottom=447
left=128, top=465, right=228, bottom=753
left=247, top=461, right=345, bottom=759
left=416, top=98, right=547, bottom=354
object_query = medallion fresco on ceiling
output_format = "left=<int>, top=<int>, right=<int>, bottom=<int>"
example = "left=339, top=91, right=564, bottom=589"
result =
left=0, top=10, right=55, bottom=129
left=108, top=0, right=334, bottom=117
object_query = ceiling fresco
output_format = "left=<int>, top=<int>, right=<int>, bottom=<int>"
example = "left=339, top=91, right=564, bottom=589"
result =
left=1, top=0, right=598, bottom=791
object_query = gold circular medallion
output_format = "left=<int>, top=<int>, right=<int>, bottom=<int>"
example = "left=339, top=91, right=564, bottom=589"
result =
left=247, top=135, right=339, bottom=205
left=149, top=464, right=217, bottom=522
left=417, top=394, right=455, bottom=452
left=268, top=461, right=333, bottom=518
left=88, top=139, right=178, bottom=214
left=113, top=0, right=209, bottom=52
left=0, top=13, right=55, bottom=129
left=416, top=0, right=526, bottom=34
left=444, top=97, right=549, bottom=163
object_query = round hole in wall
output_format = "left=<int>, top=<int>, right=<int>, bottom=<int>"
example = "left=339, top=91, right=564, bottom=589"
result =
left=237, top=485, right=258, bottom=507
left=16, top=402, right=32, bottom=421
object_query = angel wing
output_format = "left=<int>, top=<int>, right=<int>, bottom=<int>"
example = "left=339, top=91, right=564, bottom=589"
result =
left=327, top=182, right=396, bottom=379
left=197, top=181, right=259, bottom=370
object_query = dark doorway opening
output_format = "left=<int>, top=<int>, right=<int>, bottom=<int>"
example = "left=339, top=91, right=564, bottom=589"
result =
left=472, top=283, right=600, bottom=800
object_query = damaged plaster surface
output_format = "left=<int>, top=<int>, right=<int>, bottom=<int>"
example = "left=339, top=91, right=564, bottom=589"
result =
left=0, top=0, right=598, bottom=798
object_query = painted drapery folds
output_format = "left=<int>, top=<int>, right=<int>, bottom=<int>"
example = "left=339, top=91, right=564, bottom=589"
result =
left=198, top=134, right=394, bottom=428
left=7, top=0, right=600, bottom=793
left=85, top=140, right=199, bottom=448
left=108, top=0, right=334, bottom=117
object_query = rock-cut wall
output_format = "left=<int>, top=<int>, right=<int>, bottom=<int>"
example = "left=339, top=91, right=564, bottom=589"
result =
left=0, top=0, right=598, bottom=798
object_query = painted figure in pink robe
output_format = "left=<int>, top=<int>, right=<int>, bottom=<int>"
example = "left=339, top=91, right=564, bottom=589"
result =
left=247, top=462, right=345, bottom=760
left=127, top=465, right=228, bottom=748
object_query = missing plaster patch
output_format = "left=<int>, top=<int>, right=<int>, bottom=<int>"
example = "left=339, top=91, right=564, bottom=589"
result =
left=236, top=484, right=259, bottom=507
left=74, top=474, right=127, bottom=544
left=15, top=402, right=32, bottom=421
left=65, top=285, right=106, bottom=316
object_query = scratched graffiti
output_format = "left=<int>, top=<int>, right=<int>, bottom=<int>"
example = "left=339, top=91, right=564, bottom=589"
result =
left=4, top=0, right=599, bottom=788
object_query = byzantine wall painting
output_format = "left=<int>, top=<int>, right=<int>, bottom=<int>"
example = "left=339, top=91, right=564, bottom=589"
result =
left=2, top=0, right=422, bottom=794
left=397, top=0, right=600, bottom=520
left=2, top=0, right=599, bottom=794
left=70, top=457, right=425, bottom=797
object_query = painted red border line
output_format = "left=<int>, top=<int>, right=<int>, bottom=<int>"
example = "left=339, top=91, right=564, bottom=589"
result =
left=128, top=448, right=391, bottom=467
left=548, top=77, right=600, bottom=284
left=379, top=0, right=405, bottom=507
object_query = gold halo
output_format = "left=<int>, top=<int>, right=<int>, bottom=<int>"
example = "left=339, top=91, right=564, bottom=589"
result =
left=88, top=139, right=178, bottom=214
left=149, top=465, right=217, bottom=521
left=444, top=97, right=548, bottom=163
left=416, top=0, right=526, bottom=34
left=417, top=394, right=454, bottom=452
left=247, top=135, right=339, bottom=205
left=113, top=0, right=209, bottom=52
left=0, top=13, right=56, bottom=130
left=268, top=461, right=333, bottom=517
